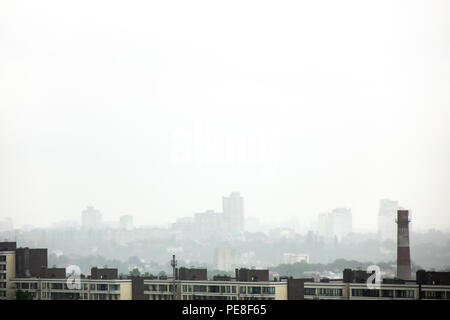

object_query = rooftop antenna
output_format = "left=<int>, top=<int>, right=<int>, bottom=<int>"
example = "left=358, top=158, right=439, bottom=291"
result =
left=170, top=255, right=177, bottom=300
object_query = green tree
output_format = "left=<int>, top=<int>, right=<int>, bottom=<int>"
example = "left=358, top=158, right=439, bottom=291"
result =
left=130, top=268, right=141, bottom=277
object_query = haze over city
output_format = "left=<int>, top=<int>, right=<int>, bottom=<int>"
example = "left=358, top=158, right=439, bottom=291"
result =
left=2, top=1, right=450, bottom=308
left=1, top=0, right=450, bottom=232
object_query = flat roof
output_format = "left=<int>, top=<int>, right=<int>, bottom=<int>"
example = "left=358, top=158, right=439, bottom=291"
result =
left=11, top=278, right=131, bottom=283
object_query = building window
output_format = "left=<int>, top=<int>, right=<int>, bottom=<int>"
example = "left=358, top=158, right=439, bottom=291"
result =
left=111, top=284, right=120, bottom=291
left=305, top=288, right=316, bottom=296
left=248, top=287, right=261, bottom=294
left=352, top=289, right=379, bottom=297
left=382, top=290, right=394, bottom=298
left=262, top=287, right=275, bottom=295
left=208, top=286, right=220, bottom=293
left=423, top=291, right=445, bottom=300
left=193, top=285, right=207, bottom=293
left=159, top=285, right=168, bottom=292
left=396, top=290, right=414, bottom=299
left=98, top=284, right=108, bottom=291
left=240, top=287, right=246, bottom=294
left=318, top=288, right=342, bottom=297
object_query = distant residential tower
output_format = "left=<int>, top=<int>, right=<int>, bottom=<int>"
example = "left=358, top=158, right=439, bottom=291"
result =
left=223, top=192, right=244, bottom=234
left=81, top=206, right=102, bottom=230
left=378, top=199, right=399, bottom=240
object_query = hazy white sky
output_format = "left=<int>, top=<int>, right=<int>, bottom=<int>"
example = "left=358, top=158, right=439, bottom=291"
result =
left=1, top=0, right=449, bottom=230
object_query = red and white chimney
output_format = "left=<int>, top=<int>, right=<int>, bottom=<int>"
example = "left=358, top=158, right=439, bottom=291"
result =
left=396, top=209, right=412, bottom=280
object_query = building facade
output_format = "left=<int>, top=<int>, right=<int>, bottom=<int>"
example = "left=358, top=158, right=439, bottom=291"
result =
left=141, top=279, right=287, bottom=300
left=0, top=242, right=17, bottom=300
left=81, top=206, right=103, bottom=230
left=223, top=192, right=244, bottom=234
left=318, top=208, right=352, bottom=241
left=0, top=242, right=132, bottom=300
left=3, top=242, right=450, bottom=301
left=214, top=247, right=235, bottom=272
left=378, top=199, right=399, bottom=240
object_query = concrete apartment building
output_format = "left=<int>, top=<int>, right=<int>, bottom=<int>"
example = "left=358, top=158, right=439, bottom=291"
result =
left=214, top=247, right=235, bottom=272
left=3, top=242, right=450, bottom=301
left=0, top=242, right=17, bottom=300
left=0, top=242, right=132, bottom=300
left=134, top=267, right=450, bottom=301
left=134, top=268, right=287, bottom=300
left=12, top=274, right=132, bottom=300
left=318, top=208, right=352, bottom=241
left=280, top=253, right=309, bottom=265
left=299, top=269, right=450, bottom=300
left=378, top=199, right=399, bottom=240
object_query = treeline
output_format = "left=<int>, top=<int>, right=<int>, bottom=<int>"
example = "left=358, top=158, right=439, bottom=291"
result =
left=271, top=259, right=396, bottom=278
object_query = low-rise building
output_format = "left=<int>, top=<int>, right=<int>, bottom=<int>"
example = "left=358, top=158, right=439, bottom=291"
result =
left=11, top=276, right=132, bottom=300
left=297, top=269, right=450, bottom=300
left=142, top=278, right=287, bottom=300
left=3, top=242, right=450, bottom=301
left=0, top=242, right=132, bottom=300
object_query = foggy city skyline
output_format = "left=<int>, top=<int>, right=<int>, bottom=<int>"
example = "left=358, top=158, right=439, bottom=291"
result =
left=1, top=0, right=450, bottom=232
left=1, top=1, right=450, bottom=308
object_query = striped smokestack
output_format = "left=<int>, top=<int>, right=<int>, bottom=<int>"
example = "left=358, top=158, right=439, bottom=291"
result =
left=396, top=209, right=411, bottom=280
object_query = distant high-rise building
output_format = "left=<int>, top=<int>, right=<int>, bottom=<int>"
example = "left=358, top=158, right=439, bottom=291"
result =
left=378, top=199, right=399, bottom=240
left=119, top=215, right=133, bottom=230
left=171, top=192, right=245, bottom=240
left=81, top=206, right=102, bottom=230
left=280, top=253, right=309, bottom=265
left=194, top=210, right=224, bottom=239
left=318, top=212, right=333, bottom=239
left=214, top=247, right=235, bottom=272
left=223, top=192, right=244, bottom=234
left=332, top=208, right=352, bottom=241
left=317, top=208, right=352, bottom=241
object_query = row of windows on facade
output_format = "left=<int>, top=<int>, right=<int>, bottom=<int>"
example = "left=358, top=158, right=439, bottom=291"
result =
left=147, top=294, right=274, bottom=301
left=304, top=288, right=449, bottom=299
left=16, top=282, right=120, bottom=291
left=304, top=288, right=415, bottom=298
left=145, top=284, right=275, bottom=295
left=32, top=292, right=121, bottom=300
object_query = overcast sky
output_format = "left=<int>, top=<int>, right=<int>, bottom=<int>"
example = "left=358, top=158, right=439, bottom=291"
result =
left=1, top=0, right=449, bottom=231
